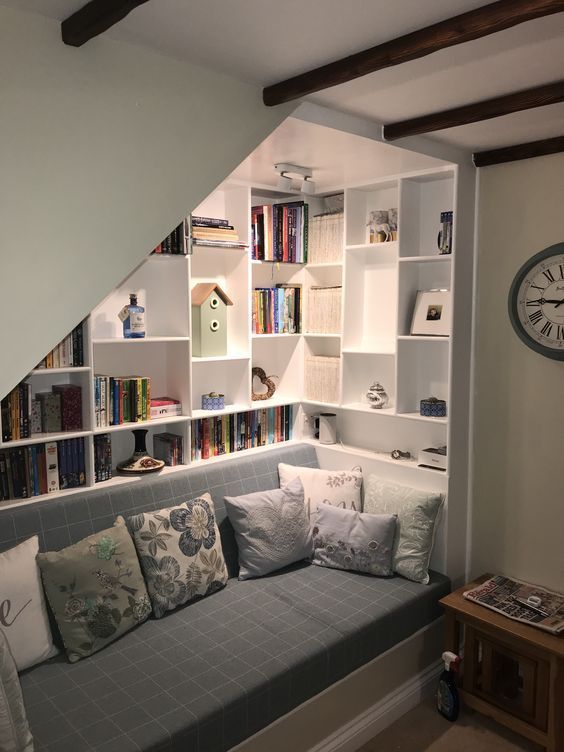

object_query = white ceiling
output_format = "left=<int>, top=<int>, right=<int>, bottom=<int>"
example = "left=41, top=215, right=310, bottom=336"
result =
left=4, top=0, right=564, bottom=153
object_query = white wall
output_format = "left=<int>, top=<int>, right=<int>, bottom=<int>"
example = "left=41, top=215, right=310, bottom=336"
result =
left=0, top=6, right=293, bottom=399
left=471, top=154, right=564, bottom=591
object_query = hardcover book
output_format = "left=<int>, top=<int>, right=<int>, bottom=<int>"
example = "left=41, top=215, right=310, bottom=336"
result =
left=37, top=392, right=62, bottom=433
left=53, top=384, right=82, bottom=431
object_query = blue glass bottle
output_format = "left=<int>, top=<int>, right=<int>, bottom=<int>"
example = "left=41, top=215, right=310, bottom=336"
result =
left=123, top=294, right=145, bottom=339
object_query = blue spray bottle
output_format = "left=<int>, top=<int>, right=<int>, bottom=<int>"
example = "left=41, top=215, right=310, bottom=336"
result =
left=436, top=651, right=460, bottom=721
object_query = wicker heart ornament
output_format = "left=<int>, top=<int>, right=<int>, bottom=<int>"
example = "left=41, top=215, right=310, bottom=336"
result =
left=252, top=367, right=277, bottom=401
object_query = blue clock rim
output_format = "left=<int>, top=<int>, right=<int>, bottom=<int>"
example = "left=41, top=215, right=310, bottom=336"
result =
left=508, top=241, right=564, bottom=361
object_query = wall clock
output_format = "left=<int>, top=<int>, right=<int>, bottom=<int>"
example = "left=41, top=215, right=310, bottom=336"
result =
left=508, top=242, right=564, bottom=360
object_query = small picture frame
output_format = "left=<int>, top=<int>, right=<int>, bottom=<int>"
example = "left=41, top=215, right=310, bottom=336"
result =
left=410, top=289, right=452, bottom=336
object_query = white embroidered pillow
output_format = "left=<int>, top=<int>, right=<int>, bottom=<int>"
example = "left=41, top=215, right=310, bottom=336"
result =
left=0, top=536, right=58, bottom=671
left=278, top=463, right=362, bottom=517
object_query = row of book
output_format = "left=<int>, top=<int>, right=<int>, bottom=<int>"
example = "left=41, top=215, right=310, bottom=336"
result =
left=154, top=432, right=184, bottom=466
left=191, top=405, right=293, bottom=461
left=94, top=434, right=112, bottom=482
left=35, top=322, right=86, bottom=369
left=153, top=220, right=188, bottom=255
left=0, top=438, right=86, bottom=500
left=94, top=376, right=152, bottom=427
left=1, top=384, right=82, bottom=442
left=251, top=201, right=309, bottom=263
left=308, top=210, right=344, bottom=264
left=252, top=285, right=302, bottom=335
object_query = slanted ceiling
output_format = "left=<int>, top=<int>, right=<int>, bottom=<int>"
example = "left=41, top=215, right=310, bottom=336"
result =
left=0, top=5, right=293, bottom=399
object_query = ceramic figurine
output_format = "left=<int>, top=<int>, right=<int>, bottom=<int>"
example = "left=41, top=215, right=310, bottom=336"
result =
left=366, top=382, right=389, bottom=409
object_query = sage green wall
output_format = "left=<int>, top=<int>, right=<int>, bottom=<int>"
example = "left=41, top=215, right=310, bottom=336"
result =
left=471, top=154, right=564, bottom=591
left=0, top=6, right=293, bottom=400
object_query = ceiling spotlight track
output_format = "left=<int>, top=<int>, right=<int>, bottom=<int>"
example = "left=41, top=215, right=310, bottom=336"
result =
left=274, top=163, right=316, bottom=194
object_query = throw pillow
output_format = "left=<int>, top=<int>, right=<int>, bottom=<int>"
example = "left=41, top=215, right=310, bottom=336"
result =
left=0, top=536, right=58, bottom=671
left=224, top=477, right=312, bottom=580
left=0, top=629, right=33, bottom=752
left=126, top=493, right=228, bottom=618
left=37, top=518, right=152, bottom=662
left=278, top=463, right=362, bottom=516
left=364, top=477, right=444, bottom=584
left=312, top=504, right=397, bottom=577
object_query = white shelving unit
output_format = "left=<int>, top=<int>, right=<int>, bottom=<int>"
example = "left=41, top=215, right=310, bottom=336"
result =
left=0, top=163, right=462, bottom=515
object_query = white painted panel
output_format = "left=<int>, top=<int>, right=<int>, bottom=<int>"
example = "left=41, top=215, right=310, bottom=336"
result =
left=0, top=6, right=293, bottom=400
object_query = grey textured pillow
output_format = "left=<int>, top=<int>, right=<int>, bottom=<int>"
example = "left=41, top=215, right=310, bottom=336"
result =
left=364, top=477, right=444, bottom=584
left=312, top=504, right=396, bottom=576
left=224, top=477, right=312, bottom=580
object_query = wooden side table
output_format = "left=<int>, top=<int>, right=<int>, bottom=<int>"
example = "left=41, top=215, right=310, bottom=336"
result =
left=440, top=576, right=564, bottom=752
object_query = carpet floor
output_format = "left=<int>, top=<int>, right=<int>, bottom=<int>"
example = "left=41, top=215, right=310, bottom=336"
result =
left=358, top=696, right=544, bottom=751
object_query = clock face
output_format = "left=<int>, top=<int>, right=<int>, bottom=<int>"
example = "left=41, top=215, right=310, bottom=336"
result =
left=508, top=243, right=564, bottom=360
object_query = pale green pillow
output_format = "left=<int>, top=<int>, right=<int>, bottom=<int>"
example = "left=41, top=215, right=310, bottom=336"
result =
left=37, top=518, right=152, bottom=662
left=363, top=477, right=443, bottom=584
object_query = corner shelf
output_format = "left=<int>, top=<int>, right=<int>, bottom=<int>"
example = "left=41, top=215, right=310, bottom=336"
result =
left=399, top=255, right=452, bottom=263
left=190, top=403, right=250, bottom=420
left=29, top=367, right=92, bottom=376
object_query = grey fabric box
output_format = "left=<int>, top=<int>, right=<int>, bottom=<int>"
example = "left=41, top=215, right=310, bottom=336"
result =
left=1, top=443, right=450, bottom=752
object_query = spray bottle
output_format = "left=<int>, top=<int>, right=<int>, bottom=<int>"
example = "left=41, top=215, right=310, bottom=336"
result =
left=436, top=651, right=460, bottom=721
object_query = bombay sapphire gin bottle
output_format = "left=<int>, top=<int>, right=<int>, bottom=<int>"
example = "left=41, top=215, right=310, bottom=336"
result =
left=120, top=293, right=145, bottom=338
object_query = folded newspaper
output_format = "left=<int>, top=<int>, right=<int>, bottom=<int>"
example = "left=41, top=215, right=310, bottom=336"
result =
left=464, top=575, right=564, bottom=634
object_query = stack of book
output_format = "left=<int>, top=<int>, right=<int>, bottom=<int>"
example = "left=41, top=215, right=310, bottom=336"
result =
left=253, top=285, right=301, bottom=334
left=94, top=434, right=112, bottom=482
left=306, top=286, right=342, bottom=333
left=35, top=322, right=85, bottom=369
left=1, top=383, right=82, bottom=441
left=152, top=220, right=188, bottom=255
left=305, top=356, right=340, bottom=404
left=191, top=216, right=247, bottom=248
left=191, top=405, right=293, bottom=461
left=251, top=201, right=309, bottom=262
left=150, top=397, right=182, bottom=420
left=154, top=432, right=184, bottom=466
left=0, top=437, right=86, bottom=500
left=308, top=210, right=344, bottom=264
left=251, top=201, right=309, bottom=263
left=94, top=376, right=152, bottom=427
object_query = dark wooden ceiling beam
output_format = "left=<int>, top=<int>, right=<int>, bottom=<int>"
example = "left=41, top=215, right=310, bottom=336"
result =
left=263, top=0, right=564, bottom=106
left=384, top=81, right=564, bottom=141
left=473, top=135, right=564, bottom=166
left=62, top=0, right=150, bottom=47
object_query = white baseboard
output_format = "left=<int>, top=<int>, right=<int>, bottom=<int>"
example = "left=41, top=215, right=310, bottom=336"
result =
left=308, top=659, right=442, bottom=752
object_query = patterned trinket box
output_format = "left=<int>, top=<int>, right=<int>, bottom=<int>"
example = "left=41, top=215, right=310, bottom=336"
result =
left=201, top=392, right=225, bottom=410
left=420, top=396, right=447, bottom=417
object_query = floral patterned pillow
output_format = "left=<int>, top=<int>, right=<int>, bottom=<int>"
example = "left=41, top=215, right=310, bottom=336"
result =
left=36, top=518, right=152, bottom=662
left=278, top=463, right=363, bottom=517
left=126, top=494, right=228, bottom=618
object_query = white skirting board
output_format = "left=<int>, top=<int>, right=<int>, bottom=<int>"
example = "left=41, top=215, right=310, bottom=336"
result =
left=308, top=660, right=442, bottom=752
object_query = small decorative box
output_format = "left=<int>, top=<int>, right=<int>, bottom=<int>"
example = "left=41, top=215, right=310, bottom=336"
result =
left=420, top=397, right=447, bottom=418
left=201, top=392, right=225, bottom=410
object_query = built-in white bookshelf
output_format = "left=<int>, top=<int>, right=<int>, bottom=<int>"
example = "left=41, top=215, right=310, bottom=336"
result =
left=0, top=162, right=463, bottom=508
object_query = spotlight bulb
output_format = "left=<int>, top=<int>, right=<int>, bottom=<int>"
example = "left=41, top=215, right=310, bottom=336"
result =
left=301, top=177, right=316, bottom=195
left=277, top=173, right=293, bottom=191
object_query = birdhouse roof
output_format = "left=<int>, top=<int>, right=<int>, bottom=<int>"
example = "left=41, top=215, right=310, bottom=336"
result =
left=191, top=283, right=233, bottom=306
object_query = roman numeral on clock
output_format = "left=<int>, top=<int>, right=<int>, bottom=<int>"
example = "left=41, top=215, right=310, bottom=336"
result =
left=531, top=284, right=545, bottom=291
left=529, top=310, right=543, bottom=325
left=558, top=325, right=564, bottom=340
left=560, top=265, right=564, bottom=280
left=526, top=300, right=540, bottom=307
left=543, top=268, right=556, bottom=284
left=540, top=321, right=553, bottom=337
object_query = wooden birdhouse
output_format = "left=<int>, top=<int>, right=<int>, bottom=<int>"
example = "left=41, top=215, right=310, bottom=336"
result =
left=191, top=283, right=233, bottom=357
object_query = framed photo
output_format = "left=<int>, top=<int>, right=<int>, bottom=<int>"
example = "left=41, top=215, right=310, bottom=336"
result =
left=410, top=289, right=452, bottom=336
